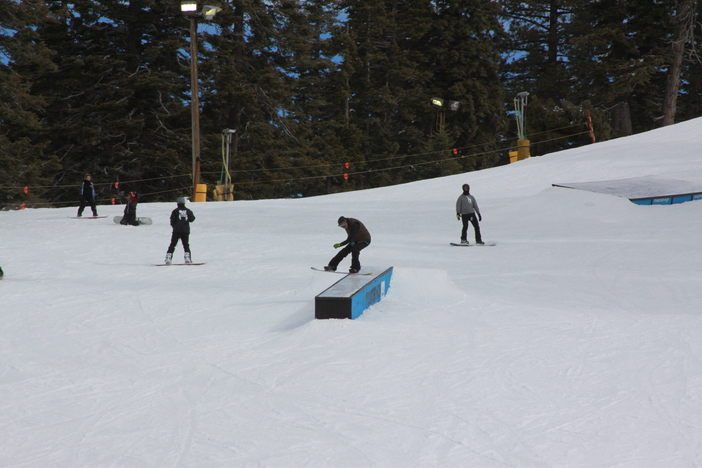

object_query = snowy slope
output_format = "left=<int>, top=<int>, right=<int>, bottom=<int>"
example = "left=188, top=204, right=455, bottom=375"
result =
left=2, top=118, right=702, bottom=467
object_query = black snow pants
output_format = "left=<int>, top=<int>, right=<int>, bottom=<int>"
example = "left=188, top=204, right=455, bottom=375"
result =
left=328, top=240, right=370, bottom=271
left=121, top=203, right=138, bottom=225
left=167, top=232, right=191, bottom=253
left=461, top=213, right=482, bottom=243
left=78, top=197, right=98, bottom=216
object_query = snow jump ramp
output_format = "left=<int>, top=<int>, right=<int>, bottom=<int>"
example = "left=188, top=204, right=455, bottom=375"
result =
left=315, top=267, right=393, bottom=319
left=553, top=175, right=702, bottom=205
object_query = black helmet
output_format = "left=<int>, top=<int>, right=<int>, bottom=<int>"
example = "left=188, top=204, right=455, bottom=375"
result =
left=337, top=216, right=346, bottom=226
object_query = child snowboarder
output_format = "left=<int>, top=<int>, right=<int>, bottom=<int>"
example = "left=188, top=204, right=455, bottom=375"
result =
left=325, top=216, right=371, bottom=273
left=165, top=197, right=196, bottom=265
left=77, top=174, right=98, bottom=217
left=455, top=183, right=483, bottom=245
left=119, top=189, right=139, bottom=226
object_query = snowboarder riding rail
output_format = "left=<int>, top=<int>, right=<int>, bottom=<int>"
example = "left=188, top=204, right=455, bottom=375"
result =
left=324, top=216, right=371, bottom=274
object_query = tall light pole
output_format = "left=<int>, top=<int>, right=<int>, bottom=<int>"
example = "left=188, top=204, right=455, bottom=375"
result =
left=430, top=97, right=445, bottom=134
left=430, top=97, right=460, bottom=135
left=180, top=1, right=221, bottom=201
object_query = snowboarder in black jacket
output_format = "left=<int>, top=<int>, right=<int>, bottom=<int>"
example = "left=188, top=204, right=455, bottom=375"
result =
left=325, top=216, right=371, bottom=273
left=165, top=197, right=196, bottom=264
left=77, top=174, right=98, bottom=217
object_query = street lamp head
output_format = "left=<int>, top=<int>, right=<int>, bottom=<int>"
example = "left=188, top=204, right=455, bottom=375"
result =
left=202, top=5, right=222, bottom=20
left=430, top=97, right=444, bottom=108
left=181, top=1, right=221, bottom=20
left=180, top=0, right=198, bottom=15
left=222, top=128, right=237, bottom=134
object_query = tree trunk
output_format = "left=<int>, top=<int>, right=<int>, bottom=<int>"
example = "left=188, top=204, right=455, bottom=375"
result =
left=662, top=0, right=696, bottom=126
left=612, top=101, right=632, bottom=136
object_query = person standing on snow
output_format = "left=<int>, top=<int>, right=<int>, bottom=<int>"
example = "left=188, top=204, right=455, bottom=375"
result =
left=165, top=197, right=196, bottom=265
left=325, top=216, right=371, bottom=273
left=77, top=174, right=98, bottom=217
left=456, top=183, right=484, bottom=245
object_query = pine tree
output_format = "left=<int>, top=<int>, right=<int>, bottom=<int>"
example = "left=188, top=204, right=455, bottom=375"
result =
left=338, top=0, right=506, bottom=188
left=33, top=0, right=191, bottom=204
left=0, top=0, right=60, bottom=207
left=500, top=0, right=592, bottom=155
left=272, top=0, right=352, bottom=196
left=501, top=0, right=577, bottom=101
left=199, top=0, right=295, bottom=199
left=662, top=0, right=697, bottom=126
left=568, top=0, right=674, bottom=134
left=426, top=0, right=505, bottom=173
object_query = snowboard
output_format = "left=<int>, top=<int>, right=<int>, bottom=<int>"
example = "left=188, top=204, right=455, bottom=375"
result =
left=449, top=241, right=496, bottom=247
left=71, top=216, right=107, bottom=219
left=153, top=262, right=206, bottom=266
left=311, top=267, right=373, bottom=275
left=113, top=216, right=152, bottom=225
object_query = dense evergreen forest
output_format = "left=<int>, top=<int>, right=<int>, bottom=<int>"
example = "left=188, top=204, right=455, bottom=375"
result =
left=1, top=0, right=700, bottom=207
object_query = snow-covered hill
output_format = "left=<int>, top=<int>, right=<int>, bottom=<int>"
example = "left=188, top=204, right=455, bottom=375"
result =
left=2, top=118, right=702, bottom=467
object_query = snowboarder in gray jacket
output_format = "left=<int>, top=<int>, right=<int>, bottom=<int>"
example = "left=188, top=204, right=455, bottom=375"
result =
left=455, top=184, right=483, bottom=244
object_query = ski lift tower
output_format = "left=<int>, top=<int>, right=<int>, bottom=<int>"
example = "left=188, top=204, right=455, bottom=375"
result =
left=218, top=128, right=235, bottom=201
left=513, top=91, right=531, bottom=160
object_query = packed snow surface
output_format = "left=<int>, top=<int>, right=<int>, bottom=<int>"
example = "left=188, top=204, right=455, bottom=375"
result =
left=2, top=118, right=702, bottom=467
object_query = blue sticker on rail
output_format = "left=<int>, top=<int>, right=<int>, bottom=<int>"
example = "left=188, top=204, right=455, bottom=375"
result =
left=349, top=267, right=393, bottom=319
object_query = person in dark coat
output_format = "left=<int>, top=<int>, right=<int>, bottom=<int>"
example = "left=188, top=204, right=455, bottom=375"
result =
left=325, top=216, right=371, bottom=273
left=77, top=174, right=98, bottom=217
left=119, top=189, right=140, bottom=226
left=455, top=183, right=483, bottom=245
left=165, top=197, right=196, bottom=264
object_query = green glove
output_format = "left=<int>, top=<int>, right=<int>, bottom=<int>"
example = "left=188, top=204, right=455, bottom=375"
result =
left=456, top=213, right=461, bottom=220
left=333, top=243, right=342, bottom=249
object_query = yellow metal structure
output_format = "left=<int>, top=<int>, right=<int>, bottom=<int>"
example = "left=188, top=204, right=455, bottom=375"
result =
left=517, top=139, right=531, bottom=160
left=193, top=183, right=207, bottom=202
left=213, top=184, right=234, bottom=201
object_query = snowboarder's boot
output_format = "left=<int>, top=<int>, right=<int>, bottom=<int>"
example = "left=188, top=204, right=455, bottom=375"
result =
left=324, top=265, right=336, bottom=272
left=460, top=239, right=469, bottom=245
left=349, top=268, right=359, bottom=274
left=164, top=252, right=173, bottom=265
left=184, top=252, right=192, bottom=264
